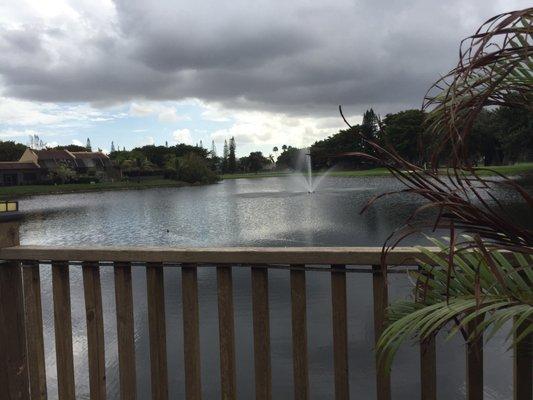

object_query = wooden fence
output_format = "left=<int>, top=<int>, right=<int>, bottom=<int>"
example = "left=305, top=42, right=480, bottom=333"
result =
left=0, top=213, right=530, bottom=400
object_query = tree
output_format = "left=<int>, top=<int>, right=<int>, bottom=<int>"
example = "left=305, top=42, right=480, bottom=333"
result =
left=228, top=137, right=237, bottom=173
left=381, top=109, right=426, bottom=164
left=282, top=144, right=287, bottom=151
left=276, top=146, right=301, bottom=170
left=211, top=140, right=217, bottom=158
left=28, top=134, right=45, bottom=150
left=239, top=151, right=268, bottom=173
left=111, top=141, right=116, bottom=153
left=222, top=140, right=229, bottom=172
left=86, top=138, right=92, bottom=151
left=0, top=141, right=26, bottom=161
left=53, top=144, right=87, bottom=152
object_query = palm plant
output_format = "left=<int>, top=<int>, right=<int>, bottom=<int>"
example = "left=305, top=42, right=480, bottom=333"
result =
left=377, top=237, right=533, bottom=370
left=341, top=7, right=532, bottom=372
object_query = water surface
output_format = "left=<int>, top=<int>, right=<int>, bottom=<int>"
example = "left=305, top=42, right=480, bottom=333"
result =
left=19, top=176, right=530, bottom=399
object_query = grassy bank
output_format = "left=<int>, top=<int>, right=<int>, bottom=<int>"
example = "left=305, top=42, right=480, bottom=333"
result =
left=223, top=163, right=533, bottom=180
left=0, top=179, right=188, bottom=199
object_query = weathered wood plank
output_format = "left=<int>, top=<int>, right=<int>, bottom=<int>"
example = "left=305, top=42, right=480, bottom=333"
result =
left=290, top=267, right=309, bottom=400
left=146, top=263, right=168, bottom=400
left=83, top=262, right=107, bottom=400
left=514, top=316, right=532, bottom=400
left=420, top=335, right=436, bottom=400
left=252, top=266, right=272, bottom=400
left=466, top=320, right=483, bottom=400
left=372, top=265, right=391, bottom=400
left=217, top=265, right=236, bottom=400
left=418, top=267, right=436, bottom=400
left=114, top=262, right=137, bottom=400
left=331, top=264, right=349, bottom=400
left=0, top=260, right=30, bottom=400
left=52, top=261, right=76, bottom=400
left=22, top=262, right=47, bottom=400
left=182, top=264, right=202, bottom=400
left=0, top=245, right=441, bottom=266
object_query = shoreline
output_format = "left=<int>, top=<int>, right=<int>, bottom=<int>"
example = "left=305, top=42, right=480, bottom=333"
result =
left=3, top=163, right=531, bottom=199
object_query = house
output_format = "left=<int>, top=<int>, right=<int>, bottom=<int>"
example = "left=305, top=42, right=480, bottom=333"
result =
left=0, top=149, right=116, bottom=186
left=0, top=161, right=43, bottom=186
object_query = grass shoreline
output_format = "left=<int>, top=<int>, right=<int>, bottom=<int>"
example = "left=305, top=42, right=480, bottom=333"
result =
left=222, top=163, right=533, bottom=180
left=2, top=163, right=531, bottom=199
left=0, top=179, right=190, bottom=199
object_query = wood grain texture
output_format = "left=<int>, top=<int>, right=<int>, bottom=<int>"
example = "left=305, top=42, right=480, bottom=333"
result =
left=217, top=266, right=236, bottom=400
left=22, top=262, right=47, bottom=400
left=251, top=267, right=272, bottom=400
left=182, top=265, right=202, bottom=400
left=331, top=265, right=349, bottom=400
left=114, top=262, right=137, bottom=400
left=146, top=263, right=169, bottom=400
left=83, top=262, right=107, bottom=400
left=372, top=265, right=391, bottom=400
left=52, top=261, right=76, bottom=400
left=1, top=245, right=442, bottom=266
left=466, top=320, right=483, bottom=400
left=514, top=316, right=532, bottom=400
left=290, top=267, right=309, bottom=400
left=0, top=261, right=30, bottom=400
left=420, top=335, right=436, bottom=400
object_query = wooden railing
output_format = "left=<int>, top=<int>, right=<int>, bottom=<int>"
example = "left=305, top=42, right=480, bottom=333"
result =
left=0, top=216, right=531, bottom=400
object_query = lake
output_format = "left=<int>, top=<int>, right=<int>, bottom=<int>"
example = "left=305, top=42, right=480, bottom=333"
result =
left=18, top=176, right=531, bottom=399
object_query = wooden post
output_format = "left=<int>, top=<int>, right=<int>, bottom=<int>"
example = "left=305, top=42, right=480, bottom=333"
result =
left=514, top=316, right=531, bottom=400
left=372, top=265, right=391, bottom=400
left=0, top=204, right=30, bottom=399
left=217, top=265, right=237, bottom=400
left=291, top=266, right=309, bottom=400
left=251, top=266, right=272, bottom=400
left=466, top=319, right=483, bottom=400
left=418, top=267, right=436, bottom=400
left=331, top=264, right=349, bottom=400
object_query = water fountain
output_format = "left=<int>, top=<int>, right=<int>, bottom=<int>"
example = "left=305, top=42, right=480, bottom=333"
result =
left=296, top=148, right=335, bottom=194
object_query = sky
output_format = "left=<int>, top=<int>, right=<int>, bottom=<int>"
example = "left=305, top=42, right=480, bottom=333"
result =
left=0, top=0, right=529, bottom=156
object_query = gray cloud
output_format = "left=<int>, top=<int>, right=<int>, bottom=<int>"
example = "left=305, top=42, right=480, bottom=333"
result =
left=0, top=0, right=529, bottom=117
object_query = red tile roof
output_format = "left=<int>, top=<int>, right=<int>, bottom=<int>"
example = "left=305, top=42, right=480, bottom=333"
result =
left=0, top=162, right=40, bottom=170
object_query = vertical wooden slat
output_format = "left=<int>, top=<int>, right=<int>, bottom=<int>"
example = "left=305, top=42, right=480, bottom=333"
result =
left=23, top=262, right=47, bottom=400
left=291, top=266, right=309, bottom=400
left=182, top=264, right=202, bottom=400
left=251, top=266, right=272, bottom=400
left=83, top=262, right=106, bottom=400
left=0, top=260, right=30, bottom=400
left=420, top=335, right=436, bottom=400
left=418, top=267, right=436, bottom=400
left=466, top=319, right=483, bottom=400
left=514, top=317, right=532, bottom=400
left=146, top=263, right=168, bottom=400
left=114, top=262, right=137, bottom=400
left=217, top=265, right=236, bottom=400
left=331, top=264, right=349, bottom=400
left=372, top=265, right=390, bottom=400
left=52, top=261, right=76, bottom=400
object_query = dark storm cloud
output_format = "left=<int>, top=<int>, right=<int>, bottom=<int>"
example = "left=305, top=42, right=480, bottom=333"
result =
left=0, top=0, right=529, bottom=116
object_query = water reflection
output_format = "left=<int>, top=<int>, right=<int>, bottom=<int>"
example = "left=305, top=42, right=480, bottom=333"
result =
left=19, top=176, right=530, bottom=400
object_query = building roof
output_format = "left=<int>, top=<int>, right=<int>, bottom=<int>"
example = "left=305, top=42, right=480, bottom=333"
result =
left=0, top=162, right=40, bottom=170
left=34, top=149, right=76, bottom=160
left=71, top=152, right=110, bottom=160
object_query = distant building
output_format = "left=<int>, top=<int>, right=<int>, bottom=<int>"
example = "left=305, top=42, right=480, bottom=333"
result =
left=0, top=161, right=43, bottom=186
left=0, top=149, right=116, bottom=186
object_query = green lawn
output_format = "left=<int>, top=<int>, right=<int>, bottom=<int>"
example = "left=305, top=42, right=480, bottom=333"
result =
left=223, top=163, right=533, bottom=180
left=0, top=179, right=187, bottom=199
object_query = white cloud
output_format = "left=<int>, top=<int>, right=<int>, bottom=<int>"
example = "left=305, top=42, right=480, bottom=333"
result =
left=129, top=102, right=190, bottom=123
left=0, top=128, right=58, bottom=139
left=209, top=109, right=361, bottom=153
left=173, top=128, right=193, bottom=145
left=158, top=108, right=190, bottom=123
left=72, top=139, right=83, bottom=146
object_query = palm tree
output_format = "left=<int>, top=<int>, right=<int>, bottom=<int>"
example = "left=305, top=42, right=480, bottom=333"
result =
left=338, top=7, right=533, bottom=370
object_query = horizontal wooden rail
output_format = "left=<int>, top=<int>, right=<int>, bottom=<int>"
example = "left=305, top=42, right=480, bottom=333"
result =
left=0, top=245, right=440, bottom=265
